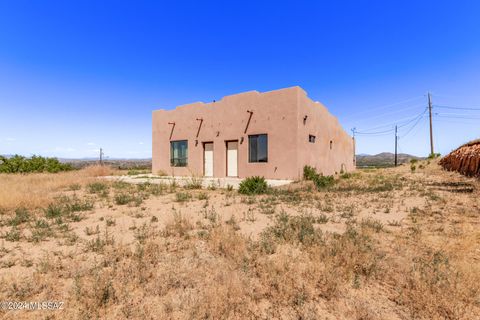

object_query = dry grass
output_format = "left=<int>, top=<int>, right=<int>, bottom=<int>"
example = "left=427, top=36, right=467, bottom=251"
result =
left=0, top=160, right=479, bottom=319
left=0, top=165, right=114, bottom=212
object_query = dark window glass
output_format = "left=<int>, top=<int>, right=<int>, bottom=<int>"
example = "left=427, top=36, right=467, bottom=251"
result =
left=309, top=135, right=316, bottom=143
left=249, top=134, right=268, bottom=162
left=170, top=140, right=188, bottom=167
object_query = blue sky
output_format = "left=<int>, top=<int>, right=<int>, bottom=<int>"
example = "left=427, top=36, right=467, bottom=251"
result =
left=1, top=0, right=479, bottom=158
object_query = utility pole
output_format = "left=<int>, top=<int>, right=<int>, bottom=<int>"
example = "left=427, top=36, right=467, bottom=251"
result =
left=394, top=125, right=398, bottom=167
left=99, top=148, right=104, bottom=165
left=428, top=92, right=434, bottom=156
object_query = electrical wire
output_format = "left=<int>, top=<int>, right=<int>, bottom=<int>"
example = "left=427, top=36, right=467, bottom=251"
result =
left=434, top=105, right=480, bottom=111
left=353, top=103, right=426, bottom=123
left=347, top=96, right=424, bottom=117
left=399, top=113, right=427, bottom=139
left=355, top=108, right=427, bottom=135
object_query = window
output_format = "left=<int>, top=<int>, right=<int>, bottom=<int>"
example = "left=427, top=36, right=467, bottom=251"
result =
left=330, top=140, right=333, bottom=150
left=170, top=140, right=188, bottom=167
left=309, top=135, right=316, bottom=143
left=249, top=134, right=268, bottom=162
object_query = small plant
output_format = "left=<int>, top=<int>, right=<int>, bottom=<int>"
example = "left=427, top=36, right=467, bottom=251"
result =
left=316, top=213, right=329, bottom=224
left=69, top=183, right=81, bottom=191
left=87, top=182, right=109, bottom=194
left=4, top=227, right=21, bottom=242
left=9, top=208, right=30, bottom=226
left=226, top=215, right=240, bottom=231
left=175, top=192, right=191, bottom=202
left=30, top=219, right=52, bottom=242
left=105, top=217, right=116, bottom=226
left=85, top=225, right=100, bottom=236
left=45, top=203, right=63, bottom=219
left=360, top=218, right=384, bottom=233
left=114, top=193, right=133, bottom=205
left=238, top=176, right=268, bottom=195
left=185, top=176, right=203, bottom=189
left=410, top=164, right=416, bottom=172
left=197, top=192, right=209, bottom=200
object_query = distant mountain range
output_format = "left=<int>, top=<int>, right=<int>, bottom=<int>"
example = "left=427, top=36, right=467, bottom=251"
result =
left=356, top=152, right=423, bottom=167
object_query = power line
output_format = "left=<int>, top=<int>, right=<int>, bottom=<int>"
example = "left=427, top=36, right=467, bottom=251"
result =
left=355, top=108, right=427, bottom=134
left=435, top=113, right=480, bottom=118
left=353, top=102, right=425, bottom=123
left=399, top=111, right=427, bottom=139
left=347, top=96, right=424, bottom=117
left=434, top=104, right=480, bottom=111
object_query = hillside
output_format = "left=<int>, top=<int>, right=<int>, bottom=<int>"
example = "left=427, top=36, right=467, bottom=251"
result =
left=356, top=152, right=423, bottom=167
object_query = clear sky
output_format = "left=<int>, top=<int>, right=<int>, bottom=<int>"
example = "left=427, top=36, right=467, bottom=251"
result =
left=1, top=1, right=479, bottom=159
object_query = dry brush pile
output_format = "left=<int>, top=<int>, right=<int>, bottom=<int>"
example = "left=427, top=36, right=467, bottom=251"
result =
left=440, top=139, right=480, bottom=177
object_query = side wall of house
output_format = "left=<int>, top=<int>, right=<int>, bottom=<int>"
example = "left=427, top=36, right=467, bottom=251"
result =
left=152, top=87, right=300, bottom=179
left=296, top=89, right=355, bottom=177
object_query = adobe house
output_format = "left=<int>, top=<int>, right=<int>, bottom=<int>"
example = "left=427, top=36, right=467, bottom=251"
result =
left=152, top=86, right=355, bottom=180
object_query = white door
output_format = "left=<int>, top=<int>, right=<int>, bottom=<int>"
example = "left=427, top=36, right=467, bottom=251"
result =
left=204, top=143, right=214, bottom=177
left=227, top=141, right=238, bottom=177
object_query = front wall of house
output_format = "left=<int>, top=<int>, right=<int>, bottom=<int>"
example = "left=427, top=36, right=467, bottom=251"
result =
left=152, top=87, right=300, bottom=179
left=296, top=90, right=355, bottom=176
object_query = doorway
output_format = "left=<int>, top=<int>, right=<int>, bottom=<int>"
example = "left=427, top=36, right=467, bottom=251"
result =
left=203, top=142, right=214, bottom=177
left=226, top=141, right=238, bottom=177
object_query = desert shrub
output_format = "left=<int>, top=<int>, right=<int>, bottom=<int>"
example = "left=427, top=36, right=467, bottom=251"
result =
left=114, top=193, right=136, bottom=205
left=303, top=165, right=335, bottom=190
left=262, top=211, right=322, bottom=247
left=238, top=176, right=268, bottom=195
left=4, top=227, right=21, bottom=241
left=0, top=155, right=73, bottom=173
left=303, top=165, right=317, bottom=180
left=175, top=192, right=191, bottom=202
left=137, top=182, right=165, bottom=196
left=44, top=196, right=93, bottom=221
left=127, top=169, right=150, bottom=175
left=8, top=208, right=30, bottom=226
left=87, top=182, right=109, bottom=194
left=163, top=213, right=193, bottom=237
left=44, top=203, right=63, bottom=219
left=313, top=175, right=335, bottom=189
left=185, top=176, right=203, bottom=189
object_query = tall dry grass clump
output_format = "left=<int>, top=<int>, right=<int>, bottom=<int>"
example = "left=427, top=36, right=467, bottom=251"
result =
left=0, top=165, right=113, bottom=212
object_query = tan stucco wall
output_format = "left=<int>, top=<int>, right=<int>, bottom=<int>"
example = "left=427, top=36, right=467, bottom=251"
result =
left=296, top=89, right=355, bottom=176
left=153, top=87, right=300, bottom=179
left=152, top=86, right=354, bottom=180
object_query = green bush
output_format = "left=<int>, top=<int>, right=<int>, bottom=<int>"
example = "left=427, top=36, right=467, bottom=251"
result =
left=238, top=176, right=268, bottom=195
left=0, top=155, right=73, bottom=173
left=302, top=165, right=335, bottom=190
left=313, top=175, right=335, bottom=189
left=303, top=165, right=317, bottom=180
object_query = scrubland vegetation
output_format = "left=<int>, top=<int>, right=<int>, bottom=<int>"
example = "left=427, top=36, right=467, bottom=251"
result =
left=0, top=155, right=73, bottom=173
left=0, top=160, right=479, bottom=319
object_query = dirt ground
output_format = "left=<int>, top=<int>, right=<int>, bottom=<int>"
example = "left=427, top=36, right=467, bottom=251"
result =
left=0, top=160, right=479, bottom=319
